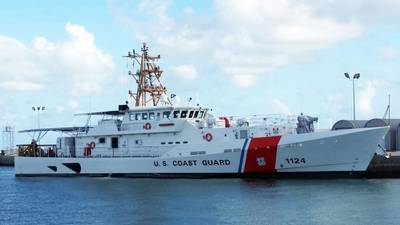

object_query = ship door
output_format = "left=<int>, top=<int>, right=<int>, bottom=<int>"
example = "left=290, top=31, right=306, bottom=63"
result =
left=111, top=137, right=119, bottom=149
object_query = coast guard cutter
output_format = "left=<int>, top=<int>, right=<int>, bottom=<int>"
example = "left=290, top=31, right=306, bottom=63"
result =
left=15, top=43, right=389, bottom=177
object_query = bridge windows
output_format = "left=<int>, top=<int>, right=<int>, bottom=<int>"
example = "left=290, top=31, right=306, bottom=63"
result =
left=149, top=112, right=155, bottom=120
left=129, top=113, right=141, bottom=121
left=199, top=111, right=204, bottom=118
left=180, top=110, right=188, bottom=118
left=163, top=111, right=171, bottom=119
left=173, top=110, right=180, bottom=118
left=131, top=111, right=175, bottom=120
left=189, top=110, right=194, bottom=118
left=129, top=108, right=207, bottom=121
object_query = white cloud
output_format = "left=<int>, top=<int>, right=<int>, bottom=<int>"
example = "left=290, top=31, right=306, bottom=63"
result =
left=298, top=0, right=400, bottom=24
left=213, top=0, right=362, bottom=75
left=0, top=80, right=44, bottom=91
left=56, top=106, right=65, bottom=113
left=171, top=64, right=198, bottom=81
left=274, top=20, right=360, bottom=44
left=272, top=98, right=291, bottom=115
left=67, top=99, right=80, bottom=109
left=357, top=81, right=376, bottom=118
left=111, top=0, right=363, bottom=89
left=379, top=47, right=400, bottom=60
left=216, top=0, right=361, bottom=44
left=325, top=93, right=345, bottom=115
left=172, top=95, right=181, bottom=105
left=231, top=74, right=257, bottom=88
left=0, top=23, right=115, bottom=94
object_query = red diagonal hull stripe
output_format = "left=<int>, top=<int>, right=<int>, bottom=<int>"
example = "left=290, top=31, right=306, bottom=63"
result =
left=244, top=136, right=281, bottom=173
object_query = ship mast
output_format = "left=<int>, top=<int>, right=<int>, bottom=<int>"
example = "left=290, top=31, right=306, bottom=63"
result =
left=124, top=43, right=171, bottom=107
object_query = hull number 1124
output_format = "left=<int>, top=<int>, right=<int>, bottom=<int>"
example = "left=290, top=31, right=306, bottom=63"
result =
left=285, top=158, right=306, bottom=164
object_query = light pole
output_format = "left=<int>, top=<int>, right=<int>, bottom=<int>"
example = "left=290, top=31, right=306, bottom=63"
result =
left=32, top=106, right=45, bottom=129
left=344, top=73, right=360, bottom=120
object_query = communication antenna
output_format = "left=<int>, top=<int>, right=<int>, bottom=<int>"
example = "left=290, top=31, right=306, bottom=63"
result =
left=383, top=94, right=391, bottom=123
left=123, top=43, right=171, bottom=107
left=2, top=126, right=15, bottom=152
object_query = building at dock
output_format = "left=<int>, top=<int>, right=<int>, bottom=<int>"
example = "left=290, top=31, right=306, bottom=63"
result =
left=332, top=119, right=400, bottom=151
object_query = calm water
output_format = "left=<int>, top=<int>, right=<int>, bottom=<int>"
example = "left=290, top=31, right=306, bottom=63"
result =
left=1, top=167, right=400, bottom=225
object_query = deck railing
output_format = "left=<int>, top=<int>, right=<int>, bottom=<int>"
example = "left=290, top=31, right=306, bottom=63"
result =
left=221, top=114, right=298, bottom=131
left=0, top=149, right=16, bottom=156
left=17, top=144, right=58, bottom=157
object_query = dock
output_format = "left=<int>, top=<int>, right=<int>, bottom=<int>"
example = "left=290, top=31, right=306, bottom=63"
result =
left=0, top=155, right=14, bottom=166
left=367, top=152, right=400, bottom=178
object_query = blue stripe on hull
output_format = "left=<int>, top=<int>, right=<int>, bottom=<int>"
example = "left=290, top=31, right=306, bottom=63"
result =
left=238, top=138, right=248, bottom=173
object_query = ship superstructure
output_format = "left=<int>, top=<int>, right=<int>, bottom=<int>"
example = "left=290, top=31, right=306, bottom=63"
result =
left=15, top=44, right=389, bottom=177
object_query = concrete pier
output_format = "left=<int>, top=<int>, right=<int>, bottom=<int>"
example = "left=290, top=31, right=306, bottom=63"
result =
left=0, top=155, right=14, bottom=166
left=367, top=152, right=400, bottom=178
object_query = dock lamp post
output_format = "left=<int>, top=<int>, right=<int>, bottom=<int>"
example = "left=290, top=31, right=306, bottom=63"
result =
left=344, top=73, right=360, bottom=120
left=32, top=106, right=45, bottom=129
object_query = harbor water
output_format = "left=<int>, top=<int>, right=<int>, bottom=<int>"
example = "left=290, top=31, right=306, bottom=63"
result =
left=1, top=167, right=400, bottom=225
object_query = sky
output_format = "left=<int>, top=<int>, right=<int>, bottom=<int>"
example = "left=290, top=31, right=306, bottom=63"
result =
left=1, top=0, right=400, bottom=146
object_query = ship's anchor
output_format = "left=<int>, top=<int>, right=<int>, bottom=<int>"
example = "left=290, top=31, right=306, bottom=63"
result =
left=377, top=144, right=391, bottom=159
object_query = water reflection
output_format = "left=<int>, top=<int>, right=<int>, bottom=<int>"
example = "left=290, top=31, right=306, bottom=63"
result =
left=241, top=178, right=278, bottom=188
left=2, top=167, right=400, bottom=225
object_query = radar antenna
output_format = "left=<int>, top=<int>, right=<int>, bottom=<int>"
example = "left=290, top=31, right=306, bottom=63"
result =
left=124, top=43, right=171, bottom=107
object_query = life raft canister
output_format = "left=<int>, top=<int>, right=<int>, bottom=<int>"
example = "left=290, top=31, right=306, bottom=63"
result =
left=143, top=122, right=152, bottom=130
left=203, top=133, right=213, bottom=142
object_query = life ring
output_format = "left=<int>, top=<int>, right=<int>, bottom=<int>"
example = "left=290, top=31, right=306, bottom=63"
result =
left=143, top=122, right=152, bottom=130
left=90, top=141, right=96, bottom=149
left=204, top=133, right=213, bottom=142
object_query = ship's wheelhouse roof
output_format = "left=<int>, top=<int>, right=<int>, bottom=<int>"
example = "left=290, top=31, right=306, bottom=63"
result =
left=75, top=106, right=209, bottom=116
left=74, top=106, right=210, bottom=123
left=127, top=106, right=209, bottom=112
left=125, top=106, right=210, bottom=122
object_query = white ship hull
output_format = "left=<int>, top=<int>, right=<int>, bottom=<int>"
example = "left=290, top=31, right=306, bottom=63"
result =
left=15, top=127, right=388, bottom=177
